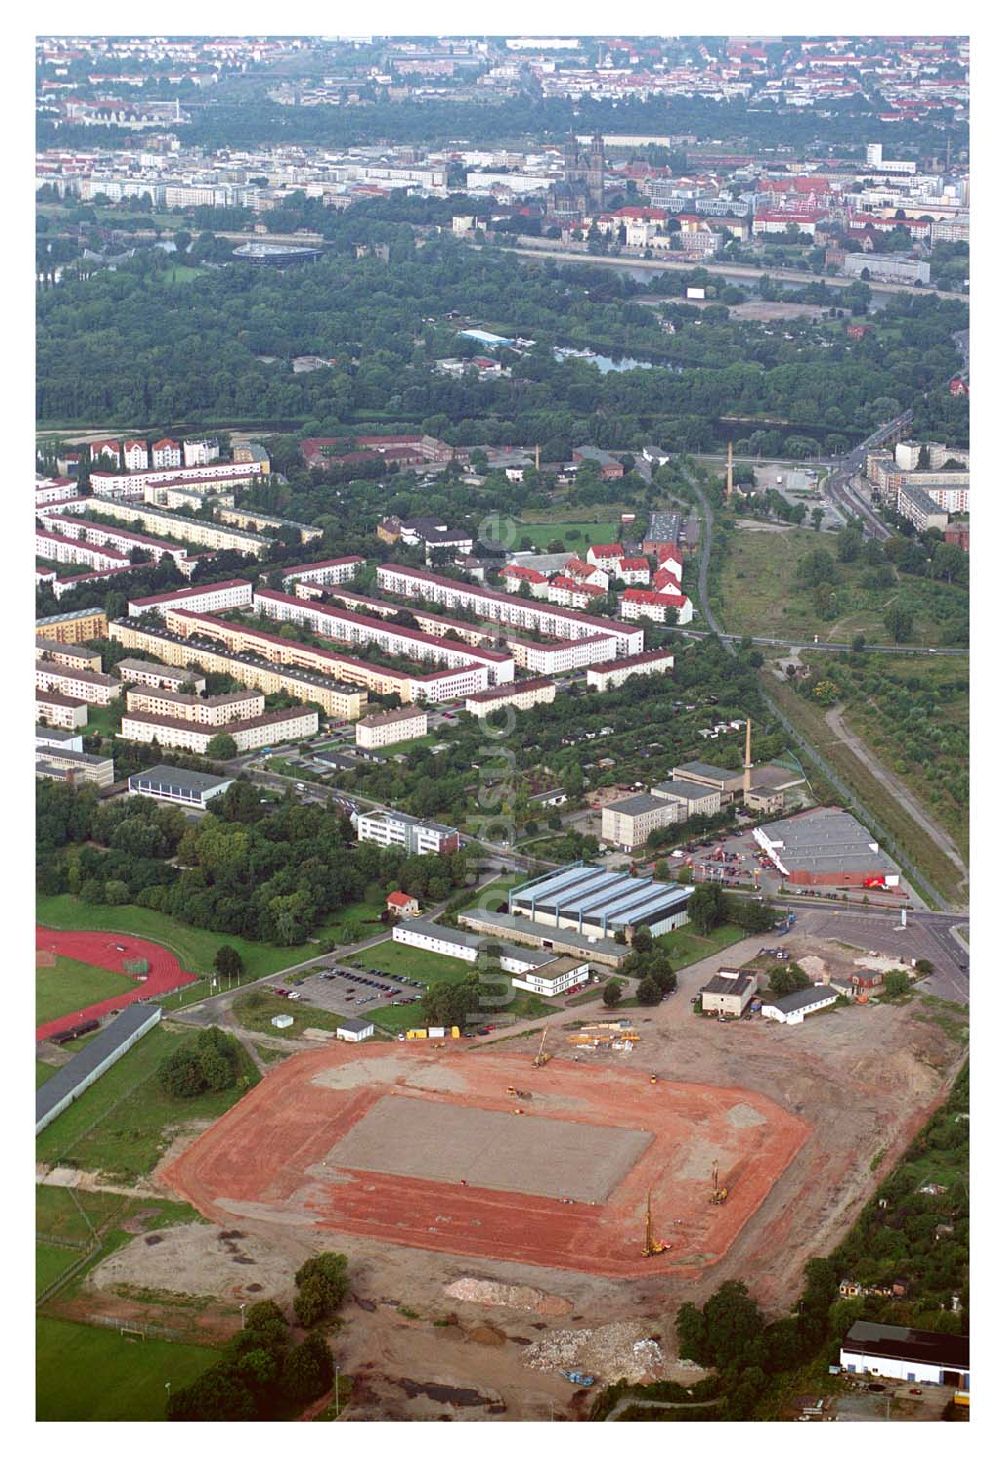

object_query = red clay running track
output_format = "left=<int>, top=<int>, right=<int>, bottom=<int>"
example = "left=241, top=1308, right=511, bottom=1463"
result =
left=36, top=926, right=197, bottom=1042
left=162, top=1042, right=811, bottom=1279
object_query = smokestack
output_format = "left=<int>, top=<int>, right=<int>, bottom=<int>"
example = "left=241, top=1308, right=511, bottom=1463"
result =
left=726, top=442, right=734, bottom=502
left=535, top=444, right=540, bottom=472
left=743, top=716, right=752, bottom=797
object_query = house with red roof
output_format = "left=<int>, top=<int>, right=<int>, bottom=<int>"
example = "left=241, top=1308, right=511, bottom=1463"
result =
left=90, top=439, right=121, bottom=467
left=151, top=437, right=182, bottom=470
left=501, top=564, right=550, bottom=594
left=617, top=555, right=651, bottom=584
left=386, top=890, right=420, bottom=918
left=123, top=438, right=148, bottom=471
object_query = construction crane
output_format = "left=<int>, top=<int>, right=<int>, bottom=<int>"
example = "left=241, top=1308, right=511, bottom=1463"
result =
left=641, top=1188, right=670, bottom=1258
left=709, top=1160, right=729, bottom=1206
left=532, top=1027, right=552, bottom=1068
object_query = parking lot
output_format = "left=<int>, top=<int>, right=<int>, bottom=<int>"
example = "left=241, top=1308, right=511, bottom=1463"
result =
left=273, top=964, right=425, bottom=1019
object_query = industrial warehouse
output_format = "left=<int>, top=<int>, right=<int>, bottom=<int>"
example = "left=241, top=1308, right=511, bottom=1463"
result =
left=753, top=808, right=902, bottom=889
left=508, top=865, right=693, bottom=941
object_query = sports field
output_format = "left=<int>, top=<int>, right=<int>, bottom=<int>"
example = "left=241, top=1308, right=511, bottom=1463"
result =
left=36, top=1318, right=219, bottom=1422
left=36, top=955, right=125, bottom=1026
left=36, top=925, right=196, bottom=1040
left=37, top=894, right=321, bottom=980
left=162, top=1042, right=810, bottom=1278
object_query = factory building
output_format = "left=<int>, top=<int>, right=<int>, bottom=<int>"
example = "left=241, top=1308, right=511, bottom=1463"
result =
left=508, top=865, right=693, bottom=941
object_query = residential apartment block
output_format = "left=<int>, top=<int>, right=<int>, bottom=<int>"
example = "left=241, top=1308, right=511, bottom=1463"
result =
left=35, top=530, right=131, bottom=573
left=110, top=619, right=365, bottom=719
left=37, top=510, right=188, bottom=565
left=281, top=556, right=365, bottom=589
left=253, top=588, right=516, bottom=685
left=376, top=564, right=643, bottom=657
left=355, top=705, right=428, bottom=749
left=36, top=688, right=88, bottom=729
left=121, top=703, right=319, bottom=755
left=464, top=677, right=556, bottom=718
left=85, top=497, right=272, bottom=556
left=126, top=579, right=254, bottom=618
left=35, top=662, right=121, bottom=705
left=117, top=658, right=206, bottom=694
left=36, top=609, right=108, bottom=645
left=34, top=641, right=102, bottom=672
left=587, top=648, right=675, bottom=691
left=125, top=686, right=264, bottom=726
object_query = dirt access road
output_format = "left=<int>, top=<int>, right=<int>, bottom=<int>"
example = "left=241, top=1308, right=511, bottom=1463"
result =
left=825, top=704, right=968, bottom=884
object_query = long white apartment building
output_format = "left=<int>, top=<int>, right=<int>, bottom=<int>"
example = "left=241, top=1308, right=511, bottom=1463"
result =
left=110, top=620, right=366, bottom=719
left=505, top=631, right=617, bottom=674
left=35, top=476, right=82, bottom=506
left=253, top=589, right=516, bottom=685
left=90, top=460, right=266, bottom=499
left=84, top=497, right=272, bottom=556
left=126, top=579, right=254, bottom=618
left=376, top=564, right=643, bottom=658
left=156, top=610, right=489, bottom=705
left=35, top=530, right=131, bottom=572
left=281, top=556, right=365, bottom=590
left=36, top=662, right=121, bottom=704
left=121, top=703, right=319, bottom=755
left=36, top=510, right=187, bottom=565
left=125, top=686, right=265, bottom=726
left=464, top=677, right=556, bottom=718
left=587, top=648, right=676, bottom=692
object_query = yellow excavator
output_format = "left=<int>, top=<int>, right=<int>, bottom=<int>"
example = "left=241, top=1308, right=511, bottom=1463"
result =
left=709, top=1160, right=729, bottom=1206
left=532, top=1027, right=552, bottom=1068
left=641, top=1188, right=670, bottom=1258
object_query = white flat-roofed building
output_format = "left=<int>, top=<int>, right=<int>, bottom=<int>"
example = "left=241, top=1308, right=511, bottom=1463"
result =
left=125, top=686, right=264, bottom=726
left=36, top=746, right=115, bottom=788
left=355, top=705, right=428, bottom=750
left=128, top=765, right=234, bottom=809
left=376, top=563, right=643, bottom=658
left=517, top=956, right=589, bottom=997
left=36, top=688, right=88, bottom=729
left=337, top=1018, right=375, bottom=1042
left=182, top=437, right=220, bottom=467
left=391, top=918, right=544, bottom=973
left=126, top=579, right=254, bottom=617
left=587, top=649, right=675, bottom=691
left=464, top=677, right=556, bottom=717
left=35, top=726, right=84, bottom=752
left=121, top=704, right=319, bottom=755
left=356, top=808, right=459, bottom=855
left=35, top=662, right=120, bottom=704
left=117, top=658, right=206, bottom=694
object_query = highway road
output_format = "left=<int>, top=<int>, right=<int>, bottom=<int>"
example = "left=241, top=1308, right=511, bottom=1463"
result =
left=492, top=243, right=971, bottom=304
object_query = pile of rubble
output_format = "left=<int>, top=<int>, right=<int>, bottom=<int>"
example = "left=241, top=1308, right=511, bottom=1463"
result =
left=445, top=1277, right=572, bottom=1317
left=523, top=1321, right=667, bottom=1383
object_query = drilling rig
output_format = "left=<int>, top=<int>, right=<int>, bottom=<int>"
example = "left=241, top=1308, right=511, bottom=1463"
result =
left=641, top=1188, right=670, bottom=1257
left=709, top=1160, right=729, bottom=1206
left=532, top=1027, right=552, bottom=1068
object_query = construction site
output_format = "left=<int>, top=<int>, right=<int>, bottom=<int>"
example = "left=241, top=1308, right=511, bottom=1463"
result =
left=161, top=1040, right=808, bottom=1279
